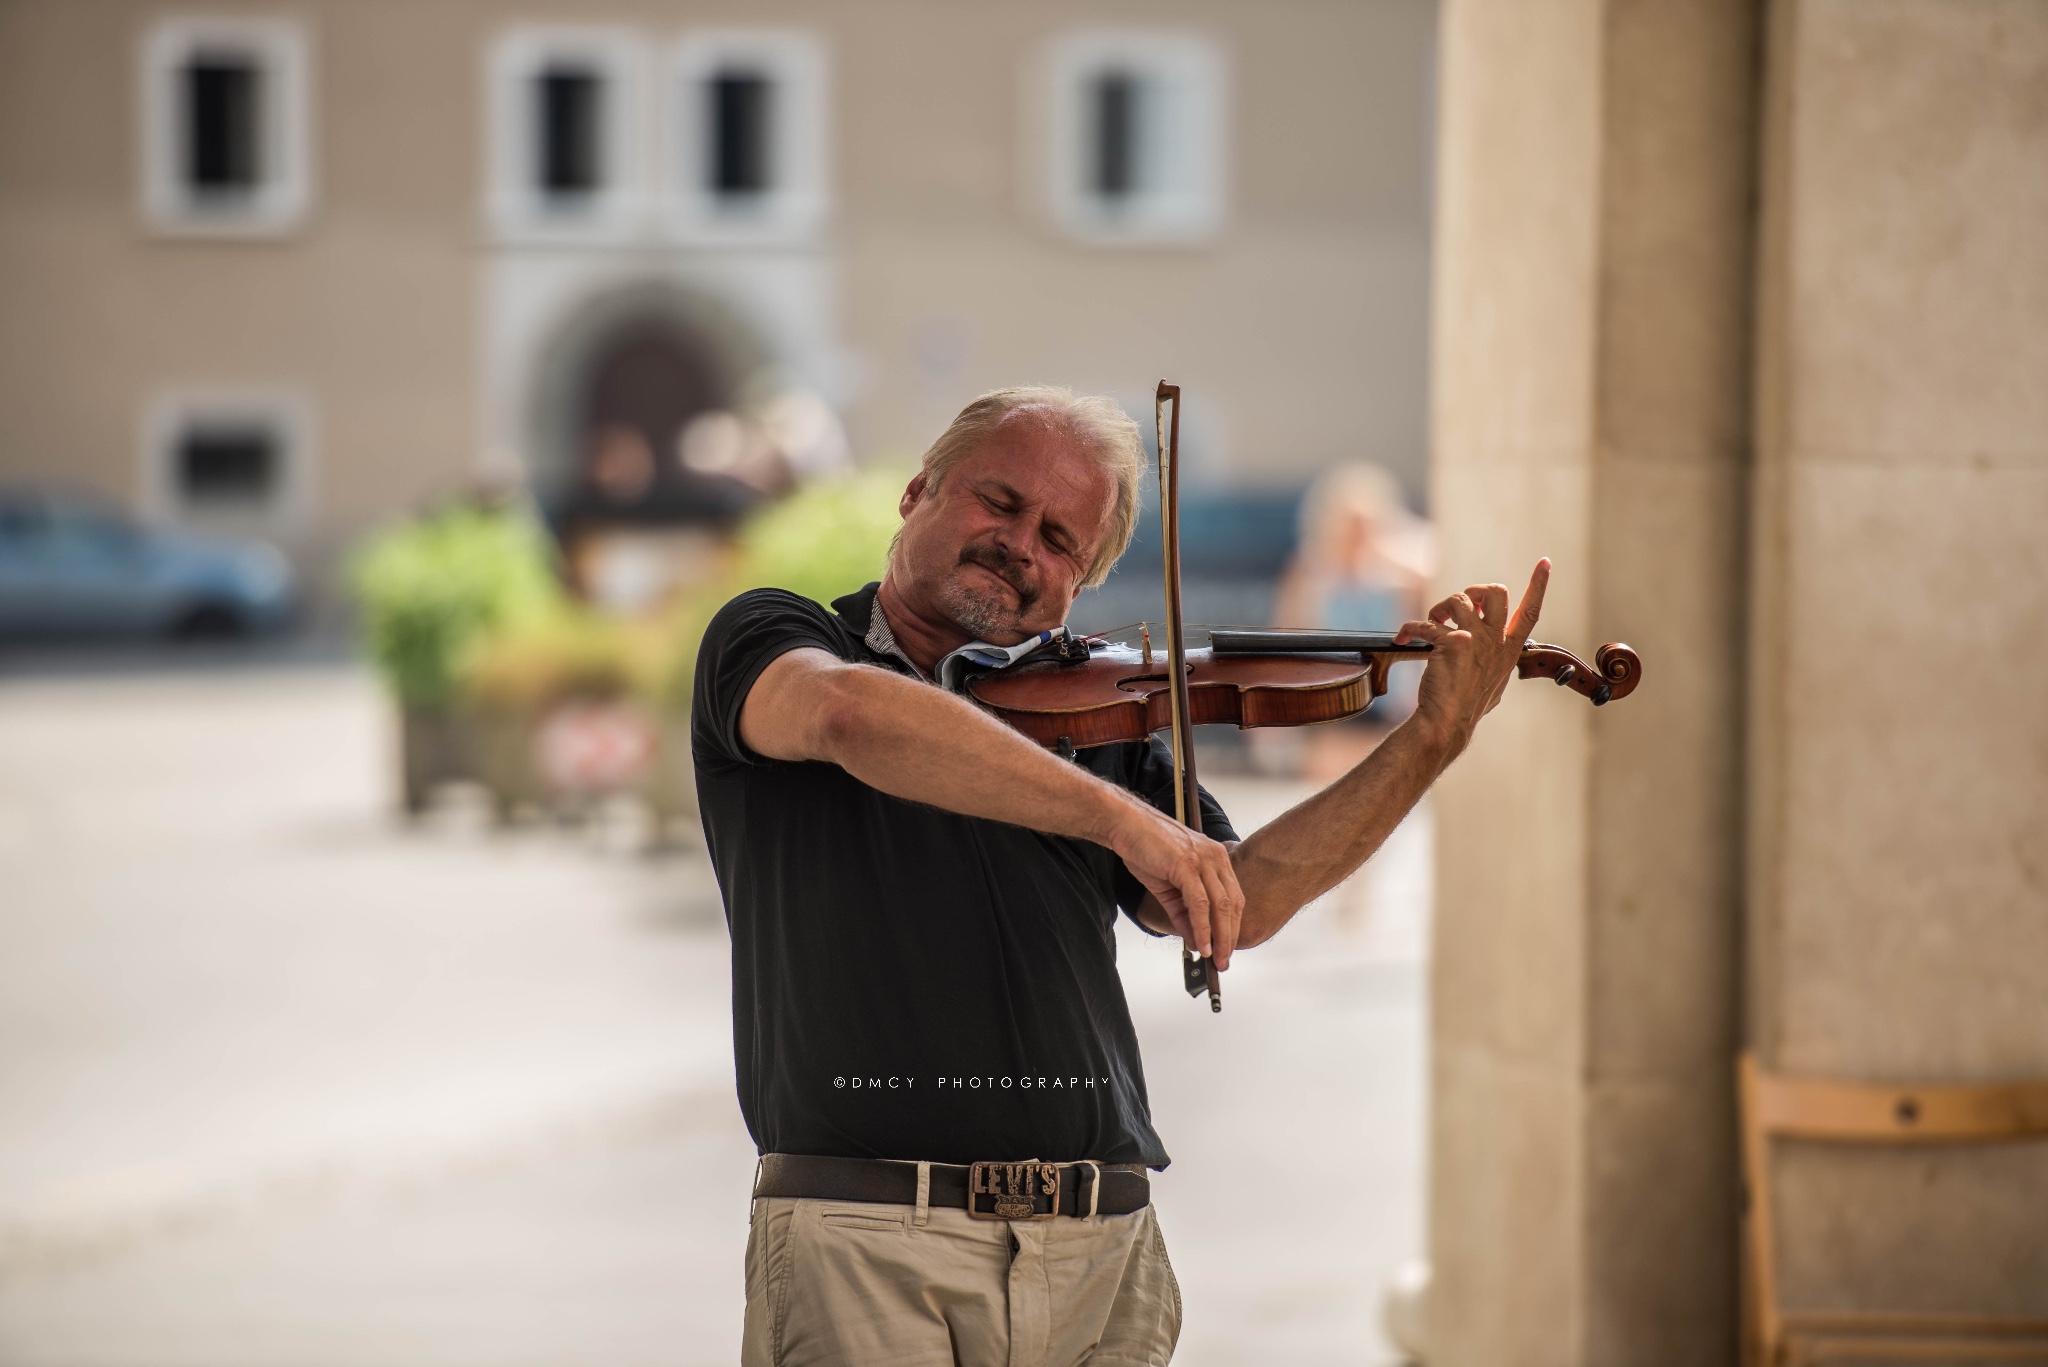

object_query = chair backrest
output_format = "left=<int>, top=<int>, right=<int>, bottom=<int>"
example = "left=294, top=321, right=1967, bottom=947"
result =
left=1738, top=1052, right=2048, bottom=1361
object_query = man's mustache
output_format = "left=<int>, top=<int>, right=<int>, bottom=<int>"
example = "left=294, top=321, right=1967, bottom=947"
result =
left=957, top=543, right=1038, bottom=610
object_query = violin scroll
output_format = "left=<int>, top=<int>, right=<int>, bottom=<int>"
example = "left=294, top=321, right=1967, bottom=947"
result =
left=1517, top=641, right=1643, bottom=706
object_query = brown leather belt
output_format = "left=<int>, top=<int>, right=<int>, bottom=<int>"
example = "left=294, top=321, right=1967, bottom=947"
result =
left=754, top=1152, right=1150, bottom=1220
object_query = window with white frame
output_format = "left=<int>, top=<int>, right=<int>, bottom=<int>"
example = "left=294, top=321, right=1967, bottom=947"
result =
left=141, top=17, right=312, bottom=235
left=1041, top=31, right=1226, bottom=246
left=666, top=31, right=827, bottom=245
left=142, top=392, right=314, bottom=530
left=487, top=27, right=644, bottom=240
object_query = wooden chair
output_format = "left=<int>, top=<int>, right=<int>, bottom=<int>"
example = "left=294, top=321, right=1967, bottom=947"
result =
left=1739, top=1052, right=2048, bottom=1365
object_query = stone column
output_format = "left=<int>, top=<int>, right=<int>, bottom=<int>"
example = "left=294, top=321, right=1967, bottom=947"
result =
left=1745, top=0, right=2048, bottom=1314
left=1426, top=1, right=1758, bottom=1361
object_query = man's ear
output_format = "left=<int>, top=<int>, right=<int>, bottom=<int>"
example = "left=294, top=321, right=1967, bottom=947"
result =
left=899, top=471, right=929, bottom=518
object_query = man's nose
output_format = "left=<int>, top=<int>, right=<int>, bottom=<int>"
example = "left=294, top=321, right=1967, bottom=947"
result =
left=990, top=515, right=1039, bottom=566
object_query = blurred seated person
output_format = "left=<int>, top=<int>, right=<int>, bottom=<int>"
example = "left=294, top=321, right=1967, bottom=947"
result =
left=1268, top=463, right=1433, bottom=782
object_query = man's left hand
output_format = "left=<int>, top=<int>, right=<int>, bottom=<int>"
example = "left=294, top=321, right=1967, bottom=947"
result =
left=1396, top=558, right=1551, bottom=756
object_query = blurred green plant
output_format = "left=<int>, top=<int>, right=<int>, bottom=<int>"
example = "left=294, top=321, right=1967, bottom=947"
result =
left=355, top=470, right=909, bottom=715
left=350, top=504, right=560, bottom=708
left=731, top=466, right=909, bottom=605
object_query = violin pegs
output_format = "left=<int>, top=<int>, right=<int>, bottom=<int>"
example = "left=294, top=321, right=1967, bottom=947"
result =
left=1554, top=664, right=1577, bottom=688
left=1592, top=683, right=1612, bottom=706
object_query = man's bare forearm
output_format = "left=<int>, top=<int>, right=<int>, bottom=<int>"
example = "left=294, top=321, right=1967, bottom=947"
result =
left=1229, top=715, right=1458, bottom=946
left=782, top=653, right=1148, bottom=846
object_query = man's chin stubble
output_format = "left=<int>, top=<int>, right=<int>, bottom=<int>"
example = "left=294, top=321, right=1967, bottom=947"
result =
left=938, top=577, right=1023, bottom=641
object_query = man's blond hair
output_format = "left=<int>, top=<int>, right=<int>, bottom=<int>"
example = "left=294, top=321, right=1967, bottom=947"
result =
left=911, top=386, right=1146, bottom=590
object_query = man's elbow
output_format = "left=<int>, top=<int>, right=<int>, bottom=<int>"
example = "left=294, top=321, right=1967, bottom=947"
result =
left=808, top=670, right=877, bottom=761
left=743, top=655, right=876, bottom=764
left=1235, top=905, right=1285, bottom=951
left=1230, top=868, right=1294, bottom=951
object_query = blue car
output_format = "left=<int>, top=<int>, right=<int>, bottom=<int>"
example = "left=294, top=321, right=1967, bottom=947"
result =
left=0, top=489, right=295, bottom=639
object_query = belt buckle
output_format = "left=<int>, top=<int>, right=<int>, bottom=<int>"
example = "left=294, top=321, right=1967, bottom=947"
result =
left=966, top=1161, right=1061, bottom=1221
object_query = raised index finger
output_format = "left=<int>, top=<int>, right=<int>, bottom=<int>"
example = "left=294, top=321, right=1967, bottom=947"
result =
left=1505, top=558, right=1551, bottom=644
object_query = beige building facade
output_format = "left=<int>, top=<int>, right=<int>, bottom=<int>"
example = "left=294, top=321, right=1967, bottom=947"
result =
left=0, top=0, right=1437, bottom=605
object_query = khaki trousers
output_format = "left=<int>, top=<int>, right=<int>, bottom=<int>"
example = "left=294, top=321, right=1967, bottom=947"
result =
left=741, top=1195, right=1182, bottom=1367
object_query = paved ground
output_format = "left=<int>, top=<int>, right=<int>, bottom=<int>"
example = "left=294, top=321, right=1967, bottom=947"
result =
left=0, top=659, right=1427, bottom=1366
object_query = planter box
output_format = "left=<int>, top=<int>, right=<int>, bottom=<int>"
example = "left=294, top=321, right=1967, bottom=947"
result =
left=398, top=707, right=475, bottom=815
left=396, top=696, right=697, bottom=845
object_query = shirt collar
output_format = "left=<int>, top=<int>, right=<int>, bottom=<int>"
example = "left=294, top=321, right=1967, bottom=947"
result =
left=849, top=585, right=1068, bottom=692
left=862, top=594, right=927, bottom=678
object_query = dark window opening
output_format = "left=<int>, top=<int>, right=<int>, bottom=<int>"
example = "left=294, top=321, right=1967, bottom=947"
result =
left=537, top=67, right=604, bottom=197
left=178, top=428, right=279, bottom=507
left=1091, top=69, right=1139, bottom=201
left=185, top=57, right=263, bottom=193
left=709, top=71, right=773, bottom=196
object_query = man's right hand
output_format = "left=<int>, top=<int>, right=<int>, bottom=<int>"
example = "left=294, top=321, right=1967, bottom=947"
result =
left=1108, top=801, right=1244, bottom=970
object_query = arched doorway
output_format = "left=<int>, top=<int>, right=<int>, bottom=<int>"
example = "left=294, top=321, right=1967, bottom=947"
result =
left=559, top=317, right=760, bottom=529
left=522, top=281, right=774, bottom=520
left=521, top=284, right=774, bottom=608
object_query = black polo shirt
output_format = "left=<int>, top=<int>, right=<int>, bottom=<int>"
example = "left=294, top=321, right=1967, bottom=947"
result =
left=691, top=583, right=1236, bottom=1169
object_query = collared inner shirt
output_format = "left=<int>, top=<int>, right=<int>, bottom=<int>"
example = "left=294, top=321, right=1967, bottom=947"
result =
left=862, top=595, right=923, bottom=676
left=865, top=595, right=1068, bottom=693
left=690, top=582, right=1236, bottom=1167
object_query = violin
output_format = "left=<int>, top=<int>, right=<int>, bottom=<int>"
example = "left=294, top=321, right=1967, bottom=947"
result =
left=967, top=627, right=1642, bottom=751
left=967, top=382, right=1643, bottom=1012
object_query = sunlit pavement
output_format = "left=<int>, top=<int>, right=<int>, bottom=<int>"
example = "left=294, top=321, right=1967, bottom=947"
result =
left=0, top=661, right=1425, bottom=1367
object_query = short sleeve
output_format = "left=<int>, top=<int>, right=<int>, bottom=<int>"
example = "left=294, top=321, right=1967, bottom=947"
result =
left=1083, top=735, right=1239, bottom=932
left=690, top=589, right=848, bottom=770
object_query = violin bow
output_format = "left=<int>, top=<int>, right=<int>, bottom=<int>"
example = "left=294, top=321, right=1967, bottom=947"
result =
left=1156, top=381, right=1222, bottom=1013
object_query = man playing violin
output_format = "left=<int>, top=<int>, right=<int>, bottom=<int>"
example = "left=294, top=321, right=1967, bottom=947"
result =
left=692, top=386, right=1548, bottom=1366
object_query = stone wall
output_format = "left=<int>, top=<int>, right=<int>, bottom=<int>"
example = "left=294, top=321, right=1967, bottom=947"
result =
left=1747, top=0, right=2048, bottom=1316
left=1427, top=0, right=1755, bottom=1360
left=1429, top=0, right=2047, bottom=1357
